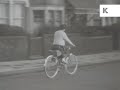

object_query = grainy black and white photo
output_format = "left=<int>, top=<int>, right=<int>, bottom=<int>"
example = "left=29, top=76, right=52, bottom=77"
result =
left=0, top=0, right=120, bottom=90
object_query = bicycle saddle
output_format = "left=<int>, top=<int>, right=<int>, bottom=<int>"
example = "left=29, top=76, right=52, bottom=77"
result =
left=49, top=49, right=61, bottom=56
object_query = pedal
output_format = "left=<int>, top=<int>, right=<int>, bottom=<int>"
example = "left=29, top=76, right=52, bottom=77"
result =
left=58, top=65, right=62, bottom=69
left=70, top=53, right=72, bottom=55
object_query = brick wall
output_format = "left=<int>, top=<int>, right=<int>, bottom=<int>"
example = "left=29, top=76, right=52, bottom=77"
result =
left=0, top=34, right=113, bottom=61
left=43, top=34, right=113, bottom=57
left=0, top=36, right=28, bottom=61
left=30, top=37, right=43, bottom=58
left=117, top=32, right=120, bottom=50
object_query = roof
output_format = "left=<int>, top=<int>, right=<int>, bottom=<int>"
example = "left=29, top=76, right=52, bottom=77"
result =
left=29, top=0, right=46, bottom=6
left=0, top=0, right=30, bottom=7
left=103, top=0, right=119, bottom=4
left=67, top=0, right=98, bottom=9
left=29, top=0, right=64, bottom=7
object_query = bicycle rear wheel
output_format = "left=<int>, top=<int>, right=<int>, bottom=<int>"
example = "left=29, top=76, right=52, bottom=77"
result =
left=65, top=53, right=78, bottom=75
left=44, top=55, right=59, bottom=78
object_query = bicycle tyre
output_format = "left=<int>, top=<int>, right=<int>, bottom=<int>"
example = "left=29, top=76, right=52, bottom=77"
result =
left=65, top=53, right=78, bottom=75
left=44, top=55, right=59, bottom=78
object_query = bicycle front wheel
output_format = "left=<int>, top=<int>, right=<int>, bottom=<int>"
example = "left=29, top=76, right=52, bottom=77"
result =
left=65, top=53, right=78, bottom=75
left=44, top=55, right=59, bottom=78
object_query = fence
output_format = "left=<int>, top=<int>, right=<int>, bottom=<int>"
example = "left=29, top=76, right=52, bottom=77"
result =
left=119, top=33, right=120, bottom=50
left=0, top=33, right=119, bottom=61
left=0, top=36, right=43, bottom=61
left=0, top=36, right=28, bottom=61
left=43, top=34, right=113, bottom=57
left=29, top=37, right=43, bottom=59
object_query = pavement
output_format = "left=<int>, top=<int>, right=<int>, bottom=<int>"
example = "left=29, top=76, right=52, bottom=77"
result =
left=0, top=50, right=120, bottom=75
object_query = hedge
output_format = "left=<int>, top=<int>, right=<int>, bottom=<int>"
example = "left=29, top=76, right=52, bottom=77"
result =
left=0, top=24, right=27, bottom=36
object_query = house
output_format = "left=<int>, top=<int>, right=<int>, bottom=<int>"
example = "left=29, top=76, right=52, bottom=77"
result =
left=0, top=0, right=65, bottom=35
left=65, top=0, right=100, bottom=27
left=0, top=0, right=29, bottom=27
left=0, top=0, right=119, bottom=36
left=28, top=0, right=65, bottom=35
left=66, top=0, right=118, bottom=27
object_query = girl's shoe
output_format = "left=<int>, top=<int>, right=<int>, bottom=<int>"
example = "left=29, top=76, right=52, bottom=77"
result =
left=62, top=58, right=68, bottom=64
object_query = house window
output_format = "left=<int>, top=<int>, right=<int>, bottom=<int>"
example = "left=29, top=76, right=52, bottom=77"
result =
left=48, top=10, right=63, bottom=26
left=55, top=10, right=62, bottom=26
left=87, top=14, right=102, bottom=26
left=94, top=18, right=102, bottom=26
left=33, top=10, right=45, bottom=23
left=0, top=3, right=9, bottom=24
left=48, top=10, right=54, bottom=25
left=12, top=4, right=25, bottom=27
left=77, top=14, right=87, bottom=25
left=0, top=3, right=25, bottom=27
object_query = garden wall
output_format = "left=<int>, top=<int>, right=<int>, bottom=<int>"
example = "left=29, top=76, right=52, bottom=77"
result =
left=29, top=37, right=43, bottom=59
left=0, top=36, right=28, bottom=61
left=43, top=34, right=113, bottom=57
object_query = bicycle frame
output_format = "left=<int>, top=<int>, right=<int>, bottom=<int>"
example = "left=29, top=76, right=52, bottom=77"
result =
left=44, top=46, right=78, bottom=78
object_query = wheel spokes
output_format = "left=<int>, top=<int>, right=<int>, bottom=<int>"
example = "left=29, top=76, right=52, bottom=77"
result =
left=65, top=54, right=78, bottom=74
left=45, top=55, right=59, bottom=78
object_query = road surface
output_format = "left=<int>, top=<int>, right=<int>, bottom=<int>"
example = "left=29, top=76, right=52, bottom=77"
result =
left=0, top=61, right=120, bottom=90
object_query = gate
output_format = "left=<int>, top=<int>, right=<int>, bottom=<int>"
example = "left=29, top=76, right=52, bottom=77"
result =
left=29, top=37, right=44, bottom=59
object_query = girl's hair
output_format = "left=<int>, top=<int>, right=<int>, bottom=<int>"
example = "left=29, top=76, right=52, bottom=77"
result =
left=58, top=24, right=66, bottom=30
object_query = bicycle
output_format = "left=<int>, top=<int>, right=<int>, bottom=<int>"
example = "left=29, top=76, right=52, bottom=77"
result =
left=44, top=46, right=78, bottom=78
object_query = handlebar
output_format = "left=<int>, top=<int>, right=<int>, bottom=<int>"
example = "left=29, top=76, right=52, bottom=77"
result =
left=66, top=45, right=76, bottom=50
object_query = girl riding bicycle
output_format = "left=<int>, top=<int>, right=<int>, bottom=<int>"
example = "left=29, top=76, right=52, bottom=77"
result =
left=51, top=24, right=76, bottom=62
left=45, top=25, right=78, bottom=78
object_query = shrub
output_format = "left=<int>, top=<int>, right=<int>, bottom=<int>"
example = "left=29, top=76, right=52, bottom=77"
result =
left=0, top=24, right=27, bottom=36
left=37, top=25, right=56, bottom=36
left=66, top=25, right=111, bottom=36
